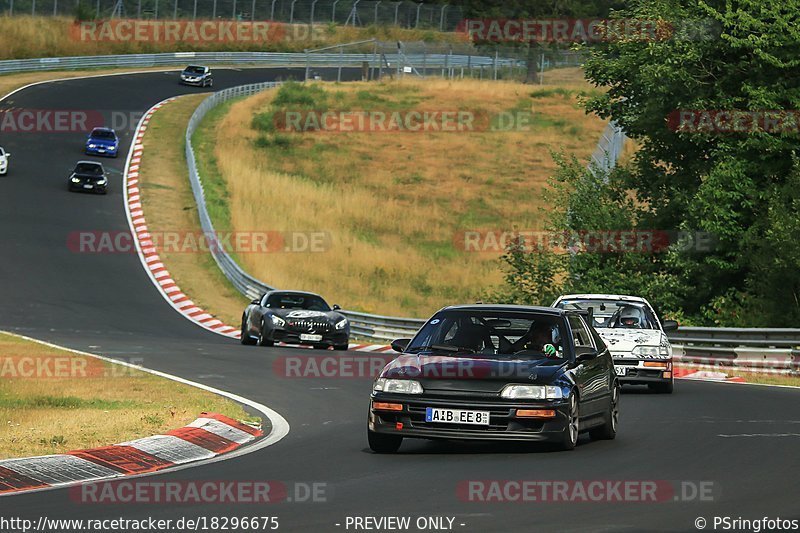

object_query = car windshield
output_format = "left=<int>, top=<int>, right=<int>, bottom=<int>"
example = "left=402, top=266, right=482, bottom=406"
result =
left=265, top=293, right=330, bottom=312
left=91, top=130, right=115, bottom=140
left=74, top=163, right=103, bottom=175
left=185, top=66, right=205, bottom=74
left=555, top=299, right=658, bottom=330
left=407, top=310, right=566, bottom=359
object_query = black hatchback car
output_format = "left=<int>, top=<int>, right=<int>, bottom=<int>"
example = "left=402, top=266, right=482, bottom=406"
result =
left=368, top=305, right=619, bottom=452
left=67, top=161, right=108, bottom=194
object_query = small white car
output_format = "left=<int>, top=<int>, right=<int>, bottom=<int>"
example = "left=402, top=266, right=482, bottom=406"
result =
left=553, top=294, right=678, bottom=393
left=0, top=146, right=10, bottom=175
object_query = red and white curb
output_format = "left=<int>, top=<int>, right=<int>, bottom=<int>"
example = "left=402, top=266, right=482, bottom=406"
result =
left=123, top=98, right=240, bottom=339
left=122, top=99, right=394, bottom=352
left=0, top=413, right=261, bottom=495
left=674, top=366, right=746, bottom=383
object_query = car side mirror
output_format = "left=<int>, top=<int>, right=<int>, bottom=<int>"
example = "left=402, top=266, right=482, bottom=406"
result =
left=662, top=320, right=679, bottom=332
left=332, top=304, right=341, bottom=311
left=390, top=338, right=411, bottom=353
left=575, top=346, right=598, bottom=362
left=4, top=153, right=9, bottom=158
left=250, top=298, right=260, bottom=305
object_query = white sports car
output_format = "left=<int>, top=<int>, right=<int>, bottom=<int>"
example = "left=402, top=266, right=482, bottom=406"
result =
left=552, top=294, right=678, bottom=393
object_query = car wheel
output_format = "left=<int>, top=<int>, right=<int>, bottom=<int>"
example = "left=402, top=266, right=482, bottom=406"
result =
left=257, top=320, right=274, bottom=347
left=334, top=344, right=349, bottom=351
left=240, top=316, right=257, bottom=345
left=590, top=384, right=619, bottom=440
left=648, top=381, right=674, bottom=394
left=556, top=392, right=579, bottom=451
left=368, top=430, right=402, bottom=453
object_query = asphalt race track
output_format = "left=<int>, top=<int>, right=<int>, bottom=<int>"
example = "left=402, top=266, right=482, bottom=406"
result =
left=0, top=68, right=798, bottom=532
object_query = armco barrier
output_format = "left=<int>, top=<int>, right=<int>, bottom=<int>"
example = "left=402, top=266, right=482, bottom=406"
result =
left=0, top=51, right=512, bottom=75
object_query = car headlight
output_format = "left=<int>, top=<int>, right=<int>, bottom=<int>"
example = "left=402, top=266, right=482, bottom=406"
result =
left=71, top=176, right=80, bottom=182
left=373, top=378, right=423, bottom=395
left=335, top=318, right=348, bottom=330
left=632, top=345, right=668, bottom=357
left=87, top=143, right=96, bottom=148
left=271, top=315, right=285, bottom=327
left=500, top=384, right=564, bottom=400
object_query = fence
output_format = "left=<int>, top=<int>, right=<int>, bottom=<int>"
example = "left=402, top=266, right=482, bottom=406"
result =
left=1, top=0, right=465, bottom=29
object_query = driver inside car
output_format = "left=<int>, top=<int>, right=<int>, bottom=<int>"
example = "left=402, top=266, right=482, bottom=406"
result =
left=510, top=322, right=558, bottom=356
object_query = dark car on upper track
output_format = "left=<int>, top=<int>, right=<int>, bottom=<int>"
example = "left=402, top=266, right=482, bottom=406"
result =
left=84, top=127, right=119, bottom=158
left=241, top=290, right=350, bottom=350
left=67, top=161, right=108, bottom=194
left=180, top=65, right=213, bottom=87
left=367, top=304, right=619, bottom=453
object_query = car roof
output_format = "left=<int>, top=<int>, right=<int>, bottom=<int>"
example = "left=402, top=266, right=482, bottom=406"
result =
left=440, top=304, right=566, bottom=316
left=90, top=127, right=115, bottom=133
left=76, top=160, right=103, bottom=166
left=557, top=294, right=649, bottom=304
left=185, top=65, right=208, bottom=69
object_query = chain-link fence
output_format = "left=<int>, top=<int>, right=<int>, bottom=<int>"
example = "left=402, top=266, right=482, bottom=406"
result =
left=1, top=0, right=465, bottom=28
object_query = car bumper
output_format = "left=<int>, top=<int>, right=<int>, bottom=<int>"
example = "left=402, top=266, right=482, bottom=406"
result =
left=181, top=79, right=205, bottom=86
left=85, top=146, right=118, bottom=157
left=368, top=394, right=570, bottom=442
left=267, top=328, right=349, bottom=347
left=69, top=183, right=107, bottom=193
left=614, top=357, right=673, bottom=384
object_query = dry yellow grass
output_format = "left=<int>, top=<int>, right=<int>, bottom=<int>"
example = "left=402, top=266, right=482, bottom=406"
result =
left=138, top=95, right=249, bottom=326
left=0, top=332, right=254, bottom=459
left=199, top=75, right=606, bottom=317
left=0, top=16, right=465, bottom=60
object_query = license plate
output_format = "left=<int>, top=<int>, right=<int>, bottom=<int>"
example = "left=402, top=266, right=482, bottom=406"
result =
left=300, top=333, right=323, bottom=342
left=425, top=407, right=490, bottom=426
left=83, top=184, right=93, bottom=189
left=614, top=365, right=627, bottom=377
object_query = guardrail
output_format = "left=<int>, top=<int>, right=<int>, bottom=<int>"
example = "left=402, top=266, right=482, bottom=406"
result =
left=0, top=50, right=513, bottom=75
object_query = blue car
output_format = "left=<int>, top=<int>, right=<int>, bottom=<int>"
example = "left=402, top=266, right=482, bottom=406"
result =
left=85, top=127, right=119, bottom=158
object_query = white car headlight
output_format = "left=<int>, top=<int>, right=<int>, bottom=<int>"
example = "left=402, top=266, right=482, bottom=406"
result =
left=71, top=176, right=80, bottom=182
left=271, top=315, right=285, bottom=327
left=500, top=384, right=564, bottom=400
left=335, top=318, right=348, bottom=330
left=632, top=345, right=668, bottom=357
left=373, top=378, right=423, bottom=395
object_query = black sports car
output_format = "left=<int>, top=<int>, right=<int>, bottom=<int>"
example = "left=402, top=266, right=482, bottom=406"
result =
left=241, top=290, right=350, bottom=350
left=368, top=304, right=619, bottom=453
left=68, top=161, right=108, bottom=194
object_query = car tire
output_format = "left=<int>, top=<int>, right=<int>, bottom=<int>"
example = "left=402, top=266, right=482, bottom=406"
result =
left=368, top=430, right=402, bottom=453
left=649, top=381, right=674, bottom=394
left=590, top=384, right=619, bottom=441
left=556, top=392, right=579, bottom=451
left=257, top=320, right=274, bottom=347
left=240, top=317, right=257, bottom=345
left=334, top=344, right=349, bottom=351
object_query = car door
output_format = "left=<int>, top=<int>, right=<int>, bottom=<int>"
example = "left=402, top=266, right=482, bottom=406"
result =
left=568, top=314, right=608, bottom=416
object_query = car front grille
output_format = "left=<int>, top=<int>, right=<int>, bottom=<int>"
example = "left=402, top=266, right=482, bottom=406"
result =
left=287, top=318, right=332, bottom=333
